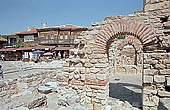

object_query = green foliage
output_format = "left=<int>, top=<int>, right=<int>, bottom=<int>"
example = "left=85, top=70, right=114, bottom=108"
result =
left=23, top=43, right=32, bottom=48
left=117, top=35, right=125, bottom=39
left=14, top=42, right=21, bottom=48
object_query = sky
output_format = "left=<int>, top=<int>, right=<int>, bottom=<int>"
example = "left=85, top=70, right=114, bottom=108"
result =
left=0, top=0, right=143, bottom=35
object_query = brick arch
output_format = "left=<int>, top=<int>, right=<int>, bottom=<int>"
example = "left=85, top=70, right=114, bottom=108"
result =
left=94, top=20, right=157, bottom=54
left=117, top=39, right=143, bottom=53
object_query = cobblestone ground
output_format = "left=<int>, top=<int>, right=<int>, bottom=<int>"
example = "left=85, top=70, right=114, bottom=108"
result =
left=0, top=61, right=142, bottom=110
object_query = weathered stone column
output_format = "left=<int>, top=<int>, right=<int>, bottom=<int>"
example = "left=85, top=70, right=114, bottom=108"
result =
left=84, top=53, right=109, bottom=110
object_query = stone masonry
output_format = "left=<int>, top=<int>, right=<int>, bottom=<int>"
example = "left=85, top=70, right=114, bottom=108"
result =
left=57, top=0, right=170, bottom=110
left=143, top=53, right=170, bottom=110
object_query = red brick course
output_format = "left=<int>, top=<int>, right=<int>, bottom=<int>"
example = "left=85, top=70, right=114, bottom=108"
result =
left=56, top=77, right=109, bottom=86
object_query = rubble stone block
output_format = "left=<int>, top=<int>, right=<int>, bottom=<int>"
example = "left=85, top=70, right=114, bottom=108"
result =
left=96, top=93, right=107, bottom=100
left=95, top=63, right=107, bottom=68
left=96, top=74, right=107, bottom=81
left=143, top=101, right=155, bottom=107
left=144, top=75, right=153, bottom=84
left=158, top=90, right=170, bottom=97
left=17, top=83, right=28, bottom=89
left=154, top=75, right=165, bottom=83
left=160, top=69, right=170, bottom=75
left=163, top=59, right=170, bottom=64
left=154, top=64, right=166, bottom=69
left=38, top=86, right=52, bottom=94
left=47, top=92, right=59, bottom=110
left=13, top=107, right=29, bottom=110
left=143, top=88, right=157, bottom=95
left=85, top=74, right=96, bottom=80
left=90, top=68, right=100, bottom=73
left=0, top=81, right=6, bottom=88
left=144, top=69, right=152, bottom=75
left=166, top=64, right=170, bottom=69
left=166, top=77, right=170, bottom=86
left=144, top=64, right=150, bottom=69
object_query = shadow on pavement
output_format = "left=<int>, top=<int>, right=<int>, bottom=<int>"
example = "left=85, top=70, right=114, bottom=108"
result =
left=109, top=83, right=142, bottom=108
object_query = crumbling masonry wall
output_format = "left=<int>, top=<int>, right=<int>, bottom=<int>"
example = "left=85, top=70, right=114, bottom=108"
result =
left=143, top=53, right=170, bottom=110
left=57, top=14, right=159, bottom=110
left=57, top=0, right=170, bottom=110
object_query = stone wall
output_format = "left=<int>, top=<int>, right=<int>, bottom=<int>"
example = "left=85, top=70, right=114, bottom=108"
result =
left=143, top=0, right=170, bottom=49
left=58, top=40, right=110, bottom=109
left=143, top=53, right=170, bottom=110
left=0, top=71, right=56, bottom=109
left=57, top=1, right=170, bottom=109
left=57, top=13, right=159, bottom=109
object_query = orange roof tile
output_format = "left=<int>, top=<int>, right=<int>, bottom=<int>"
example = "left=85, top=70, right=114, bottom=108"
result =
left=58, top=25, right=86, bottom=29
left=0, top=37, right=7, bottom=42
left=14, top=28, right=38, bottom=35
left=0, top=48, right=16, bottom=52
left=15, top=46, right=56, bottom=51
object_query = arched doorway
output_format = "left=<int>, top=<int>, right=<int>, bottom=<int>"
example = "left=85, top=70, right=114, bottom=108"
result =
left=92, top=19, right=158, bottom=109
left=60, top=18, right=160, bottom=110
left=108, top=35, right=143, bottom=75
left=108, top=35, right=143, bottom=109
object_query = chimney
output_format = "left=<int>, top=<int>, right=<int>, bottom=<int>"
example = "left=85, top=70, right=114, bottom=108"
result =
left=41, top=22, right=48, bottom=28
left=28, top=26, right=33, bottom=31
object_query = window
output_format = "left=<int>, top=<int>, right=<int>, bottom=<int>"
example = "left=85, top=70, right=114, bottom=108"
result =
left=60, top=35, right=63, bottom=39
left=65, top=35, right=68, bottom=39
left=24, top=35, right=34, bottom=42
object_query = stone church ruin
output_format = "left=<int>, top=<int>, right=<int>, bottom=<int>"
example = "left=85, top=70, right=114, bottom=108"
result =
left=56, top=0, right=170, bottom=110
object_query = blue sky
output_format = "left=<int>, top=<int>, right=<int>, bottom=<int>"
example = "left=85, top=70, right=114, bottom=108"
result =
left=0, top=0, right=143, bottom=34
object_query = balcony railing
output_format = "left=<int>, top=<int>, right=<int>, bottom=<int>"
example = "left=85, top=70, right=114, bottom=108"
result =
left=38, top=37, right=74, bottom=45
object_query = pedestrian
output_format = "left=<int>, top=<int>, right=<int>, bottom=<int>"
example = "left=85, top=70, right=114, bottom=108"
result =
left=0, top=65, right=4, bottom=79
left=1, top=54, right=5, bottom=61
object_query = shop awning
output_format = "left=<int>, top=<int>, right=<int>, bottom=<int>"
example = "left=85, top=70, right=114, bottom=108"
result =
left=43, top=52, right=53, bottom=56
left=32, top=50, right=45, bottom=54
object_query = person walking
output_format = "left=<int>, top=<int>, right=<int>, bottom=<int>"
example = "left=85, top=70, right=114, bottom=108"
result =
left=0, top=65, right=4, bottom=79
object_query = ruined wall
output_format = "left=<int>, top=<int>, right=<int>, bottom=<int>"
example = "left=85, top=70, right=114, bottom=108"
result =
left=58, top=13, right=159, bottom=109
left=58, top=32, right=109, bottom=110
left=57, top=1, right=170, bottom=109
left=143, top=53, right=170, bottom=110
left=143, top=0, right=170, bottom=49
left=0, top=71, right=55, bottom=109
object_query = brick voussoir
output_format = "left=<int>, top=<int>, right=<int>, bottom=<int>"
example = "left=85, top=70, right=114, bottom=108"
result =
left=70, top=79, right=85, bottom=86
left=141, top=31, right=154, bottom=41
left=56, top=77, right=69, bottom=82
left=85, top=78, right=109, bottom=86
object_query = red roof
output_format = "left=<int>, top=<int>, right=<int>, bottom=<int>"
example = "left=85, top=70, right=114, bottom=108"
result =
left=0, top=37, right=7, bottom=42
left=16, top=47, right=33, bottom=51
left=0, top=48, right=16, bottom=52
left=13, top=28, right=38, bottom=35
left=16, top=46, right=56, bottom=51
left=34, top=46, right=56, bottom=50
left=58, top=25, right=86, bottom=29
left=0, top=46, right=73, bottom=52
